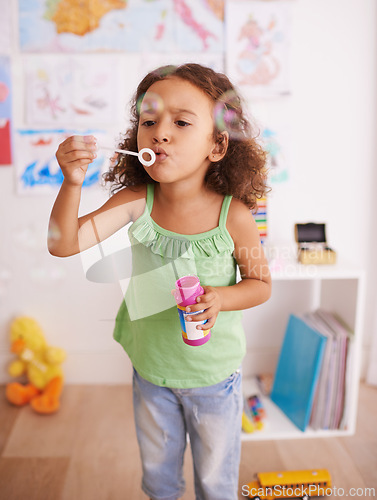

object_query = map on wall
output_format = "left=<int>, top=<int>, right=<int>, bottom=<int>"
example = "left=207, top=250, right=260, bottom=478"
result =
left=19, top=0, right=224, bottom=53
left=226, top=0, right=292, bottom=98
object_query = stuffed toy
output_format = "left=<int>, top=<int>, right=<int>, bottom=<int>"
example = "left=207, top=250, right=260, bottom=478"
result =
left=6, top=316, right=66, bottom=414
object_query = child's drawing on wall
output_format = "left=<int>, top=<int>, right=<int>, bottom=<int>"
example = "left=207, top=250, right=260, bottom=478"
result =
left=226, top=1, right=292, bottom=98
left=15, top=129, right=109, bottom=195
left=237, top=16, right=280, bottom=87
left=262, top=126, right=289, bottom=184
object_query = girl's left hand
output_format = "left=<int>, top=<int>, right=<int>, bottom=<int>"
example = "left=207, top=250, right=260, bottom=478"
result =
left=185, top=286, right=222, bottom=330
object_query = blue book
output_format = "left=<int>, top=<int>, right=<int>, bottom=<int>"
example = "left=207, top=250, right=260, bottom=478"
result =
left=270, top=314, right=327, bottom=431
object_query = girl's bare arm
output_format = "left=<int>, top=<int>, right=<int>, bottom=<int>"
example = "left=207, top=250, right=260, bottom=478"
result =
left=219, top=198, right=272, bottom=310
left=185, top=199, right=271, bottom=329
left=48, top=135, right=146, bottom=257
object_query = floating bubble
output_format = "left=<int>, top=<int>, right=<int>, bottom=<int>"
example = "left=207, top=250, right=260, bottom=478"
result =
left=0, top=267, right=12, bottom=299
left=47, top=220, right=61, bottom=244
left=136, top=91, right=164, bottom=117
left=13, top=226, right=42, bottom=251
left=151, top=65, right=177, bottom=79
left=0, top=268, right=12, bottom=282
left=213, top=90, right=245, bottom=140
left=0, top=284, right=7, bottom=299
left=29, top=265, right=66, bottom=285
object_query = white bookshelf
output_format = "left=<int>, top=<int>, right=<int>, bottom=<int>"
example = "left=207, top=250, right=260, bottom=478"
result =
left=241, top=255, right=366, bottom=441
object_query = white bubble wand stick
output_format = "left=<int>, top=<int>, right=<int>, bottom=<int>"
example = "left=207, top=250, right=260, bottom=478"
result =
left=101, top=145, right=156, bottom=167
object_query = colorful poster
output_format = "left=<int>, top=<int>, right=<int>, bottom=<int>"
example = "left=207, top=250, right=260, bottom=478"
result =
left=0, top=56, right=12, bottom=165
left=24, top=55, right=124, bottom=126
left=15, top=129, right=110, bottom=195
left=226, top=0, right=292, bottom=98
left=19, top=0, right=224, bottom=53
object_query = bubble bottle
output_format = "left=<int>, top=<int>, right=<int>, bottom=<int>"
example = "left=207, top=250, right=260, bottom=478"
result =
left=172, top=275, right=211, bottom=346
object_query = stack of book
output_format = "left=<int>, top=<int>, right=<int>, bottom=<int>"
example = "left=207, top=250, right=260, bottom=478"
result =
left=304, top=310, right=353, bottom=430
left=270, top=311, right=353, bottom=432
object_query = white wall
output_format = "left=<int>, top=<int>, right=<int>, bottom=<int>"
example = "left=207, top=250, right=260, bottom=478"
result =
left=1, top=0, right=376, bottom=384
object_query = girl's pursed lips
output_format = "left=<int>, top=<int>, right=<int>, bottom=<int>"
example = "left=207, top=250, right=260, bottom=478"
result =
left=155, top=153, right=168, bottom=162
left=152, top=146, right=168, bottom=162
left=153, top=146, right=168, bottom=156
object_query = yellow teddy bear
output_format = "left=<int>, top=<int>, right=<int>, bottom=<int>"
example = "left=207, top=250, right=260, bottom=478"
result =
left=6, top=316, right=66, bottom=414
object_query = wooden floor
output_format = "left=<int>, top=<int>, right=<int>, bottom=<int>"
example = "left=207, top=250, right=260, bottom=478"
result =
left=0, top=382, right=376, bottom=500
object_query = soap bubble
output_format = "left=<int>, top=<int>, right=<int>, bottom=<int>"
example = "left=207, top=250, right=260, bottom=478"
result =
left=0, top=267, right=12, bottom=300
left=213, top=90, right=246, bottom=140
left=12, top=226, right=42, bottom=251
left=29, top=265, right=66, bottom=285
left=151, top=65, right=177, bottom=79
left=136, top=91, right=164, bottom=117
left=0, top=268, right=12, bottom=284
left=47, top=220, right=61, bottom=244
left=13, top=226, right=36, bottom=249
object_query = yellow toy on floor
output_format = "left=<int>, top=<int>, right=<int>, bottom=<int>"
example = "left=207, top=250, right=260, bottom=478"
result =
left=6, top=316, right=66, bottom=414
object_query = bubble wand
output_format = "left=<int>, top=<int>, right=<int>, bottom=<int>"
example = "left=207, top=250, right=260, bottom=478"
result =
left=101, top=146, right=156, bottom=167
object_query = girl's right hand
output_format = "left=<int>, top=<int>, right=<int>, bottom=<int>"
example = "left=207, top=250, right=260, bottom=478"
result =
left=56, top=135, right=97, bottom=186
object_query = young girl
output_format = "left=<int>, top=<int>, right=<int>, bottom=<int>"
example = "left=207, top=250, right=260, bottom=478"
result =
left=49, top=63, right=271, bottom=500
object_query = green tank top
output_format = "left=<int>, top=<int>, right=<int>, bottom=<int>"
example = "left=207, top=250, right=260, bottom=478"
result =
left=113, top=184, right=246, bottom=388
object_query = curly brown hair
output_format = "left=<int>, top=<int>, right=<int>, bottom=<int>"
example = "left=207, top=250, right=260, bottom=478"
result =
left=103, top=63, right=268, bottom=210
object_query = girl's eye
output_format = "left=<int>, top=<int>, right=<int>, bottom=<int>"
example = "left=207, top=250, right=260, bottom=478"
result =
left=176, top=120, right=190, bottom=127
left=141, top=120, right=155, bottom=127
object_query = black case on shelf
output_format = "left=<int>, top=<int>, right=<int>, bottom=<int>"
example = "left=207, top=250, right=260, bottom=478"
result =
left=294, top=223, right=336, bottom=265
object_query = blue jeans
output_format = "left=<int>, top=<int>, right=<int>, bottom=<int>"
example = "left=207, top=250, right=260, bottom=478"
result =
left=133, top=370, right=242, bottom=500
left=132, top=368, right=242, bottom=500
